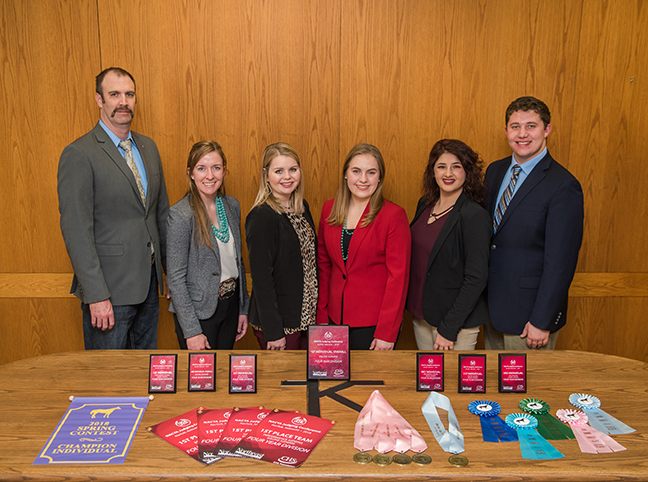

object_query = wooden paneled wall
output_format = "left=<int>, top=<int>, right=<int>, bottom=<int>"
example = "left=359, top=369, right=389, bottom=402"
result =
left=1, top=0, right=647, bottom=365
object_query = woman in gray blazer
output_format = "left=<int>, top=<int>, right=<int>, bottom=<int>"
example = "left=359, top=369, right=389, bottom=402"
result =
left=167, top=141, right=249, bottom=350
left=407, top=139, right=491, bottom=351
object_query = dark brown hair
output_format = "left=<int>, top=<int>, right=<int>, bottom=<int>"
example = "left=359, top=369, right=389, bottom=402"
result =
left=505, top=96, right=551, bottom=128
left=95, top=67, right=136, bottom=101
left=422, top=139, right=485, bottom=207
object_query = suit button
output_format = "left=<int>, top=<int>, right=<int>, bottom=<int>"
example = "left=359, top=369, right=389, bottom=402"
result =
left=342, top=274, right=346, bottom=280
left=491, top=244, right=496, bottom=250
left=147, top=242, right=151, bottom=247
left=214, top=272, right=220, bottom=276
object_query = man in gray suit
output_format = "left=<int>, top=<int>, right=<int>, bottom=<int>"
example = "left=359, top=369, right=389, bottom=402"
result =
left=58, top=67, right=170, bottom=349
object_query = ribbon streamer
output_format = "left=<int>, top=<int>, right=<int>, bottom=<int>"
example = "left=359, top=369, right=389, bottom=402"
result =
left=421, top=392, right=464, bottom=454
left=505, top=413, right=564, bottom=460
left=354, top=390, right=427, bottom=454
left=519, top=398, right=574, bottom=440
left=556, top=409, right=626, bottom=454
left=569, top=393, right=635, bottom=435
left=468, top=400, right=518, bottom=443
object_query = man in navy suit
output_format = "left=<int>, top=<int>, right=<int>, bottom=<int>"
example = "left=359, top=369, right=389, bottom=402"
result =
left=484, top=96, right=584, bottom=350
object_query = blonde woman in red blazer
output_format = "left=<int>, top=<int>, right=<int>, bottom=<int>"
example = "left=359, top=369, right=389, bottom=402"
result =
left=317, top=144, right=411, bottom=350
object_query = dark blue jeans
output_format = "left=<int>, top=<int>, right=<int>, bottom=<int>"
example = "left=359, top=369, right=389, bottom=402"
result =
left=82, top=266, right=159, bottom=349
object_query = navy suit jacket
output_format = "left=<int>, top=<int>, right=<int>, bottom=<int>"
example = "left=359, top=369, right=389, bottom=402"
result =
left=484, top=152, right=584, bottom=335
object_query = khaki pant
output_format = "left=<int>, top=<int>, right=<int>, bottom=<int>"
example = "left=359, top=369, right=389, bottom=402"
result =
left=483, top=320, right=558, bottom=350
left=412, top=316, right=480, bottom=350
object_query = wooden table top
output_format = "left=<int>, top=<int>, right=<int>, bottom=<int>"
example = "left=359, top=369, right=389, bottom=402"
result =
left=1, top=349, right=647, bottom=481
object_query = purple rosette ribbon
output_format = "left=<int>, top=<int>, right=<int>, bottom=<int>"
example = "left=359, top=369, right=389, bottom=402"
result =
left=468, top=401, right=518, bottom=443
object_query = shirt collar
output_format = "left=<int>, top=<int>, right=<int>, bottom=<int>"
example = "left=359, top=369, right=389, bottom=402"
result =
left=99, top=120, right=133, bottom=148
left=511, top=147, right=547, bottom=175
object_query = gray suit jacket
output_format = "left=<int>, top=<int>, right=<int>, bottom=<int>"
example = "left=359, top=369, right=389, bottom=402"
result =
left=58, top=122, right=169, bottom=305
left=166, top=194, right=250, bottom=339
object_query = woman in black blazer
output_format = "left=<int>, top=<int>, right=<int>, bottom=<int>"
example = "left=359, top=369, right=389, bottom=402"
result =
left=406, top=139, right=491, bottom=350
left=245, top=143, right=317, bottom=350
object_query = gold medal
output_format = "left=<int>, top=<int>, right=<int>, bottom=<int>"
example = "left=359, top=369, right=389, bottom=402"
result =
left=412, top=453, right=432, bottom=465
left=448, top=454, right=469, bottom=467
left=373, top=453, right=392, bottom=466
left=353, top=452, right=372, bottom=464
left=392, top=453, right=412, bottom=465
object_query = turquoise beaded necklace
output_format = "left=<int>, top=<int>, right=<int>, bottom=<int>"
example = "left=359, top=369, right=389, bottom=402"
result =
left=211, top=196, right=230, bottom=243
left=341, top=218, right=354, bottom=261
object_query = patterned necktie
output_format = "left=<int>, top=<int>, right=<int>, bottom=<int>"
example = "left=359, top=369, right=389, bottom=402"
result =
left=119, top=139, right=146, bottom=208
left=493, top=164, right=521, bottom=233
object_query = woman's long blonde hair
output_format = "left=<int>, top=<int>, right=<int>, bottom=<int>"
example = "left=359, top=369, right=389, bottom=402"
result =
left=327, top=143, right=385, bottom=227
left=186, top=141, right=227, bottom=249
left=251, top=142, right=305, bottom=215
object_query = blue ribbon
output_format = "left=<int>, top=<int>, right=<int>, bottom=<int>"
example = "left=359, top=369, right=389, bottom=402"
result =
left=505, top=413, right=564, bottom=460
left=468, top=401, right=517, bottom=443
left=569, top=393, right=635, bottom=435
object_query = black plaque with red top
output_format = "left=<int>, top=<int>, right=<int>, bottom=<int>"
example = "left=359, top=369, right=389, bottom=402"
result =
left=307, top=325, right=350, bottom=380
left=188, top=353, right=216, bottom=392
left=229, top=354, right=257, bottom=394
left=417, top=352, right=444, bottom=391
left=458, top=354, right=486, bottom=393
left=148, top=354, right=178, bottom=393
left=498, top=353, right=527, bottom=393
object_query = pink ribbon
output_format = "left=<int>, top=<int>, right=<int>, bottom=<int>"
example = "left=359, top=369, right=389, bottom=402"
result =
left=556, top=409, right=626, bottom=454
left=354, top=390, right=427, bottom=453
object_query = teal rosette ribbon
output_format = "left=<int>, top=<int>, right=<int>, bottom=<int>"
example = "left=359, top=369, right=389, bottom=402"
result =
left=505, top=413, right=564, bottom=460
left=468, top=401, right=517, bottom=443
left=569, top=393, right=635, bottom=435
left=519, top=398, right=574, bottom=440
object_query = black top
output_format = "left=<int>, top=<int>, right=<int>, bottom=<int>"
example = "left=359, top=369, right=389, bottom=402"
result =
left=245, top=201, right=316, bottom=342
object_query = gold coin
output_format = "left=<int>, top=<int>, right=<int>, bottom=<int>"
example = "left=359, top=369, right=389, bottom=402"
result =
left=373, top=454, right=392, bottom=466
left=353, top=452, right=372, bottom=464
left=448, top=454, right=469, bottom=467
left=392, top=453, right=412, bottom=466
left=412, top=453, right=432, bottom=466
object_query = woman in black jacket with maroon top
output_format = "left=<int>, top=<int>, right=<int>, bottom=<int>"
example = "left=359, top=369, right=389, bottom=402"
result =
left=406, top=139, right=491, bottom=350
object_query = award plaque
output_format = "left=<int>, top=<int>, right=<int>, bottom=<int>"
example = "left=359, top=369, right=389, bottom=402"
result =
left=188, top=353, right=216, bottom=392
left=307, top=325, right=350, bottom=380
left=417, top=353, right=444, bottom=391
left=229, top=354, right=257, bottom=394
left=458, top=354, right=486, bottom=393
left=149, top=354, right=177, bottom=393
left=498, top=353, right=527, bottom=393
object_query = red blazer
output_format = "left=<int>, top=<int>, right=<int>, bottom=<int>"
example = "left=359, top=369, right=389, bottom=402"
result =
left=317, top=199, right=411, bottom=343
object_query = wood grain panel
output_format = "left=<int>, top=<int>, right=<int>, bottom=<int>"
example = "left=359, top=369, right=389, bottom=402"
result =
left=5, top=272, right=647, bottom=298
left=0, top=0, right=99, bottom=273
left=569, top=0, right=648, bottom=273
left=96, top=0, right=340, bottom=237
left=341, top=0, right=582, bottom=218
left=559, top=297, right=648, bottom=364
left=0, top=299, right=82, bottom=365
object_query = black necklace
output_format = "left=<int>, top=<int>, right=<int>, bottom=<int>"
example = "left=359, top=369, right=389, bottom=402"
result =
left=428, top=204, right=454, bottom=223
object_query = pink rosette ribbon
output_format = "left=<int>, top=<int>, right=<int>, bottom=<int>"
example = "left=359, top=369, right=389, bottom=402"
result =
left=354, top=390, right=427, bottom=454
left=556, top=409, right=626, bottom=454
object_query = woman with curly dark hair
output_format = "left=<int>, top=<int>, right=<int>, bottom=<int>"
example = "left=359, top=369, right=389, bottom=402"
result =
left=406, top=139, right=491, bottom=350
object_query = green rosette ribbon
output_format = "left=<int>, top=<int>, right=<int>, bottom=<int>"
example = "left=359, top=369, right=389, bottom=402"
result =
left=519, top=398, right=574, bottom=440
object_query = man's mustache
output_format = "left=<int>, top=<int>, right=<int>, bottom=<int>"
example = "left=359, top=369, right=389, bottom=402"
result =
left=111, top=107, right=133, bottom=117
